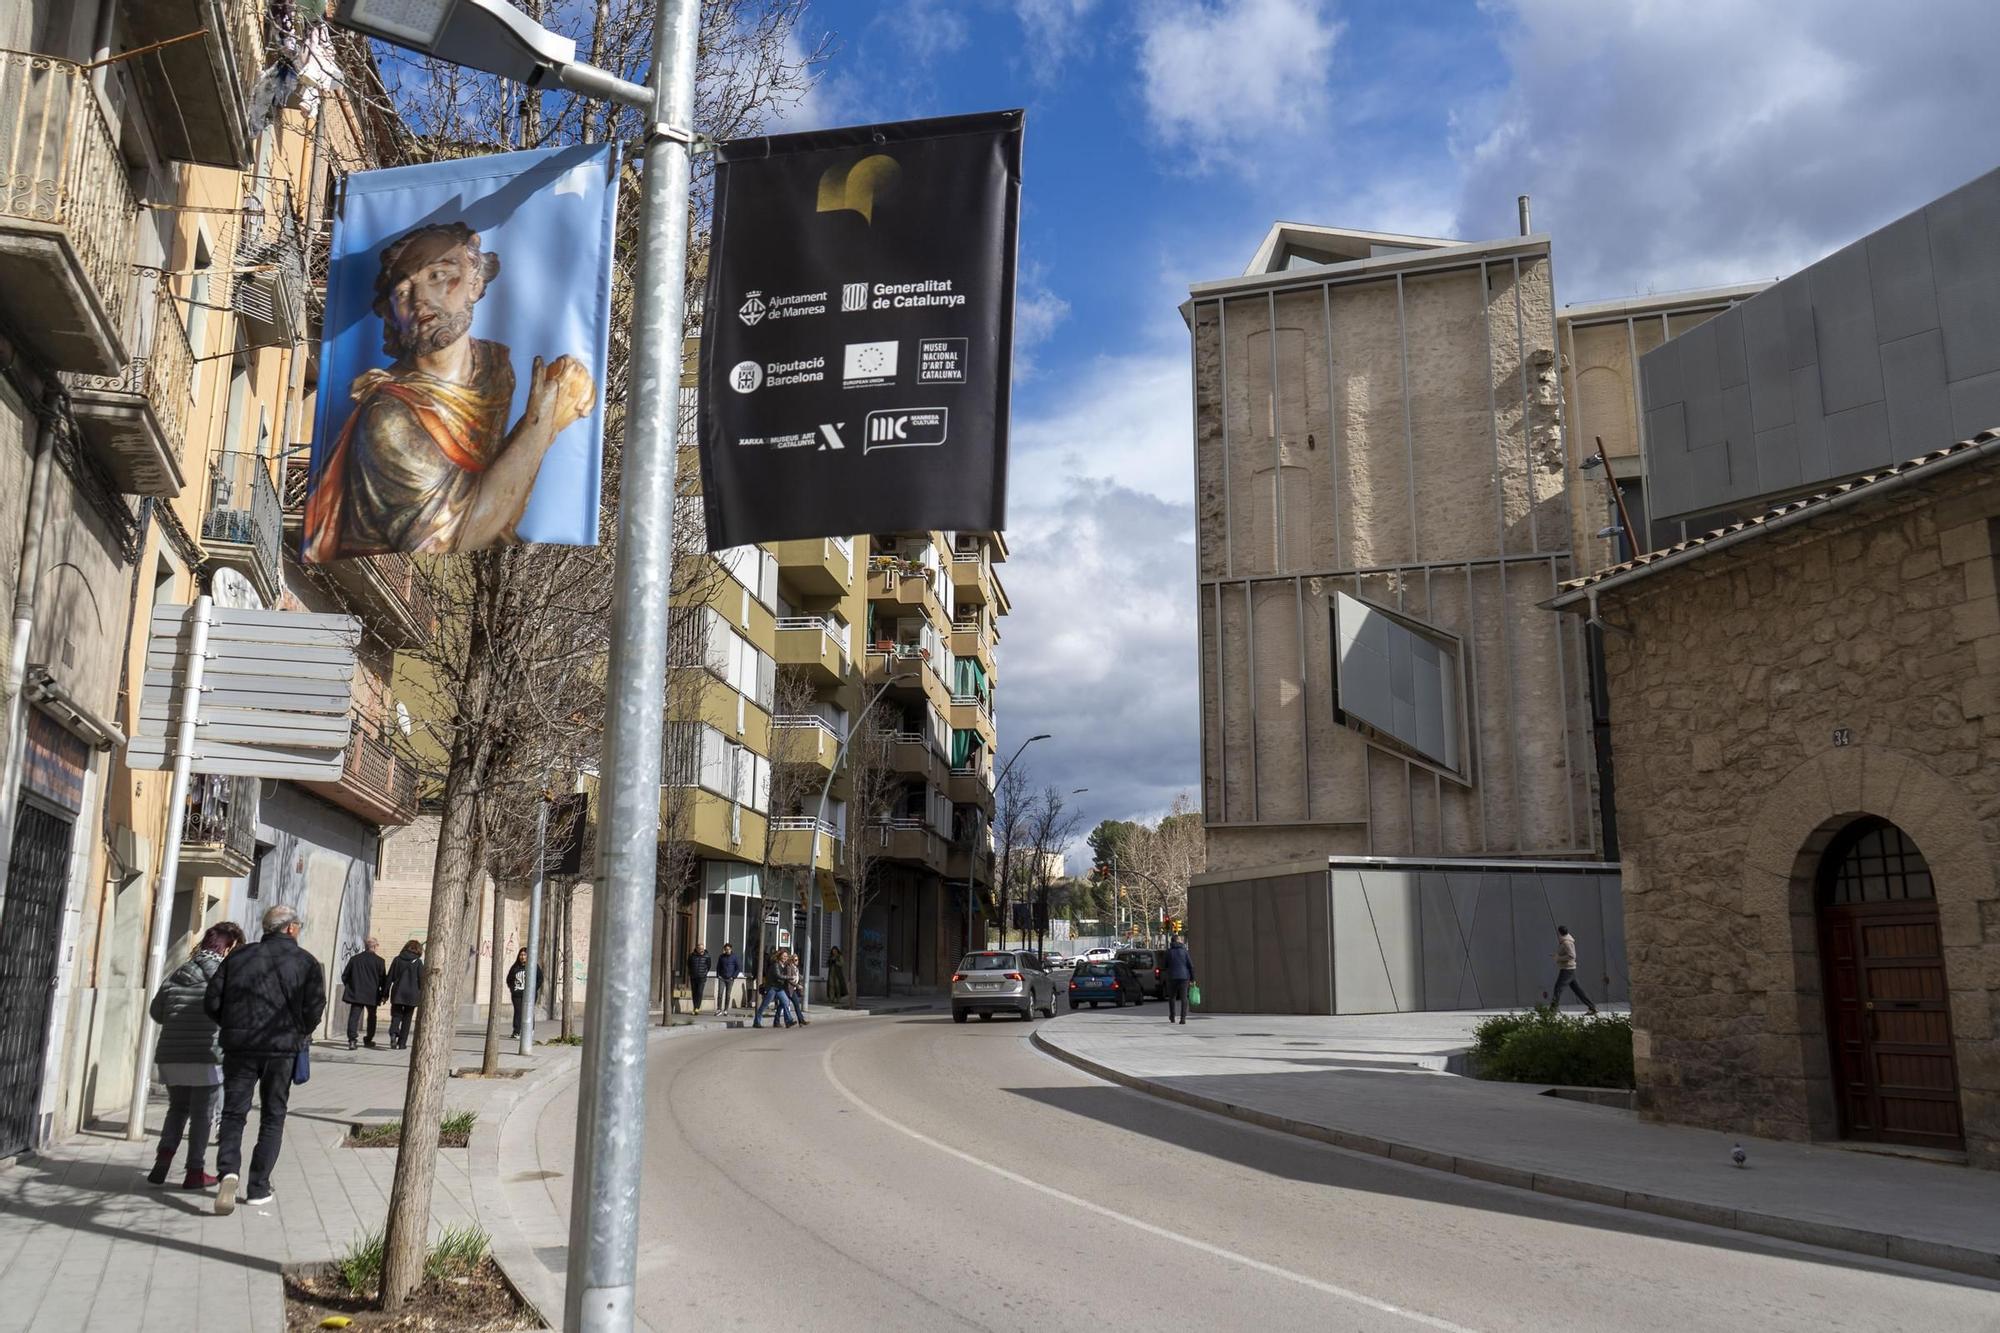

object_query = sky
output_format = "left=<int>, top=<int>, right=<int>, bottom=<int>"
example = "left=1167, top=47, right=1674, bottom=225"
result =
left=769, top=0, right=2000, bottom=863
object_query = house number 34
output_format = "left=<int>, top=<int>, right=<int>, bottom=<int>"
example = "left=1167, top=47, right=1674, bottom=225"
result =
left=1832, top=728, right=1852, bottom=747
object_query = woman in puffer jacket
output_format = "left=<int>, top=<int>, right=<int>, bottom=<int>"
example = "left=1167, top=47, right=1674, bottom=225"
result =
left=146, top=921, right=246, bottom=1188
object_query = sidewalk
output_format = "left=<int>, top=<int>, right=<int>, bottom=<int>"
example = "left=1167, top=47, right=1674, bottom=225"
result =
left=0, top=1022, right=570, bottom=1332
left=1034, top=1008, right=2000, bottom=1280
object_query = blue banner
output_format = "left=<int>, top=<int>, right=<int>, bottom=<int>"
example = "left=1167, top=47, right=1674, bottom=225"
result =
left=304, top=144, right=618, bottom=561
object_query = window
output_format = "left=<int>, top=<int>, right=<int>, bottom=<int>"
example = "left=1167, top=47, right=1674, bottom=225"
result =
left=957, top=953, right=1018, bottom=971
left=1331, top=592, right=1467, bottom=780
left=185, top=232, right=214, bottom=398
left=1820, top=819, right=1934, bottom=906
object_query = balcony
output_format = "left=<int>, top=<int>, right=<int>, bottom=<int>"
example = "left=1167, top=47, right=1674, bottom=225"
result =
left=865, top=646, right=950, bottom=714
left=948, top=765, right=994, bottom=813
left=769, top=815, right=840, bottom=875
left=226, top=176, right=307, bottom=346
left=866, top=563, right=946, bottom=626
left=949, top=619, right=998, bottom=678
left=61, top=276, right=191, bottom=495
left=668, top=787, right=766, bottom=861
left=769, top=535, right=853, bottom=599
left=774, top=616, right=851, bottom=686
left=300, top=717, right=418, bottom=828
left=870, top=817, right=945, bottom=872
left=946, top=841, right=994, bottom=886
left=770, top=714, right=842, bottom=774
left=280, top=458, right=434, bottom=646
left=890, top=733, right=947, bottom=786
left=950, top=693, right=996, bottom=742
left=949, top=549, right=995, bottom=605
left=0, top=51, right=138, bottom=375
left=202, top=450, right=283, bottom=605
left=122, top=0, right=264, bottom=167
left=180, top=772, right=257, bottom=876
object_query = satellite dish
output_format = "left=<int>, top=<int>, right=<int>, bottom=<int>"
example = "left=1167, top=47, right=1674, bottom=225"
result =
left=211, top=568, right=263, bottom=611
left=395, top=701, right=413, bottom=737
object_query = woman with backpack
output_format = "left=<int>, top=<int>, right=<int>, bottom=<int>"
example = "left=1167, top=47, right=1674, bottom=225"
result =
left=146, top=921, right=246, bottom=1189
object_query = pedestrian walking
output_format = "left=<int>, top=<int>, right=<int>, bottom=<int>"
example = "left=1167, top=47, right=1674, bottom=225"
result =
left=715, top=941, right=742, bottom=1015
left=1549, top=925, right=1599, bottom=1015
left=386, top=938, right=425, bottom=1049
left=826, top=945, right=847, bottom=1004
left=752, top=948, right=797, bottom=1029
left=1163, top=934, right=1195, bottom=1024
left=687, top=943, right=711, bottom=1013
left=206, top=904, right=326, bottom=1214
left=506, top=947, right=541, bottom=1038
left=339, top=936, right=387, bottom=1050
left=782, top=950, right=809, bottom=1025
left=145, top=921, right=246, bottom=1189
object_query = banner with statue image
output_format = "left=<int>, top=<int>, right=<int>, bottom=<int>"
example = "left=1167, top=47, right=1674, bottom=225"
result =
left=304, top=143, right=618, bottom=561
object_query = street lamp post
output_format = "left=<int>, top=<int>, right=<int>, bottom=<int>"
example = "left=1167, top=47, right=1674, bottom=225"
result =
left=987, top=732, right=1049, bottom=953
left=330, top=2, right=699, bottom=1327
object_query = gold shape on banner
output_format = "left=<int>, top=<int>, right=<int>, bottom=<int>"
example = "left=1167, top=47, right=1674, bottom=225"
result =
left=816, top=155, right=901, bottom=224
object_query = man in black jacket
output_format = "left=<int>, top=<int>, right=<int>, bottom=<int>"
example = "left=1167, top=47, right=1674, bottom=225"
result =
left=340, top=937, right=387, bottom=1049
left=1163, top=936, right=1196, bottom=1025
left=206, top=904, right=326, bottom=1214
left=687, top=944, right=711, bottom=1013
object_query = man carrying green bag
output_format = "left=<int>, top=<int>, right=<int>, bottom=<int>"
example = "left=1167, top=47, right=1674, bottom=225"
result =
left=1164, top=935, right=1196, bottom=1024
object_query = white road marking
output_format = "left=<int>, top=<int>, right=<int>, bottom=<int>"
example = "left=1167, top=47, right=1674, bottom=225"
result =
left=820, top=1039, right=1483, bottom=1333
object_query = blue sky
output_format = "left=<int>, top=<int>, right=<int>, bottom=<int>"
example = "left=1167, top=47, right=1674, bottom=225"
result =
left=767, top=0, right=2000, bottom=860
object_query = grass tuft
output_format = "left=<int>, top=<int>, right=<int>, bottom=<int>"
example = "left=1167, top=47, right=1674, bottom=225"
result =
left=335, top=1226, right=385, bottom=1293
left=440, top=1108, right=478, bottom=1139
left=424, top=1223, right=491, bottom=1280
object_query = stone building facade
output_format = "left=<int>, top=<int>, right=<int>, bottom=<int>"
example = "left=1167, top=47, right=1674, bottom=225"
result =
left=1553, top=434, right=2000, bottom=1167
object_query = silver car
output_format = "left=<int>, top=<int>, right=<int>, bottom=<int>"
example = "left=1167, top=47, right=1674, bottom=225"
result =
left=951, top=951, right=1058, bottom=1023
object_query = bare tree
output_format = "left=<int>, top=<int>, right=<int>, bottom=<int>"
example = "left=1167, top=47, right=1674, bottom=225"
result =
left=836, top=701, right=896, bottom=1004
left=1023, top=786, right=1086, bottom=959
left=992, top=765, right=1030, bottom=950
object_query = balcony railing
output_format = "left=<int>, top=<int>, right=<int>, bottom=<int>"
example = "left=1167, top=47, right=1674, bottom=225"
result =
left=227, top=175, right=307, bottom=344
left=202, top=450, right=283, bottom=603
left=180, top=772, right=257, bottom=875
left=775, top=615, right=850, bottom=655
left=0, top=50, right=139, bottom=373
left=59, top=274, right=195, bottom=495
left=280, top=455, right=435, bottom=644
left=304, top=716, right=418, bottom=826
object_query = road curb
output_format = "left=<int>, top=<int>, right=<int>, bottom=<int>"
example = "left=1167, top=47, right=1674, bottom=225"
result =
left=1029, top=1029, right=2000, bottom=1282
left=473, top=1025, right=707, bottom=1327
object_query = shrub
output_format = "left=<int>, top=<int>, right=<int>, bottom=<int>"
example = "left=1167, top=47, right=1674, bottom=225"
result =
left=336, top=1227, right=385, bottom=1293
left=1473, top=1008, right=1634, bottom=1089
left=440, top=1108, right=478, bottom=1139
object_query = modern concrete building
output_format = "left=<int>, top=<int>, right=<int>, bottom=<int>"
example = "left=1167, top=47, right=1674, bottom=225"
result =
left=1185, top=221, right=1632, bottom=1012
left=1552, top=166, right=2000, bottom=1166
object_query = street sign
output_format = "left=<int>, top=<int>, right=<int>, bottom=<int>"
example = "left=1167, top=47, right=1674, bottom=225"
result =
left=129, top=601, right=362, bottom=777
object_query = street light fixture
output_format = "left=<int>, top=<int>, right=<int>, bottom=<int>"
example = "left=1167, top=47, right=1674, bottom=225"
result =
left=330, top=1, right=701, bottom=1327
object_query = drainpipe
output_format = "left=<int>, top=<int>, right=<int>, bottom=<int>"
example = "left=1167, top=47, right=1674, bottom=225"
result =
left=90, top=0, right=117, bottom=100
left=1518, top=194, right=1532, bottom=236
left=0, top=392, right=64, bottom=886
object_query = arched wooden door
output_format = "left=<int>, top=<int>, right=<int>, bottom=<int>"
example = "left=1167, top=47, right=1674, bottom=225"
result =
left=1816, top=818, right=1964, bottom=1150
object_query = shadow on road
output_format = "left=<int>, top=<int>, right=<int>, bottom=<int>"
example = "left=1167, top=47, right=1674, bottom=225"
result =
left=1003, top=1074, right=1999, bottom=1292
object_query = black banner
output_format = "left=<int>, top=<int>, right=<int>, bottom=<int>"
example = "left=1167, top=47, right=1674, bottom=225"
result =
left=547, top=792, right=590, bottom=877
left=698, top=110, right=1024, bottom=548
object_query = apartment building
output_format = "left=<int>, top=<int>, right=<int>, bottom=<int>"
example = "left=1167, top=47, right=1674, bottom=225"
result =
left=0, top=3, right=423, bottom=1155
left=664, top=520, right=1006, bottom=1001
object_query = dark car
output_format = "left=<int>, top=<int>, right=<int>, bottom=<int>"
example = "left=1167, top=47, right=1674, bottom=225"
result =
left=1116, top=949, right=1168, bottom=999
left=1067, top=960, right=1143, bottom=1010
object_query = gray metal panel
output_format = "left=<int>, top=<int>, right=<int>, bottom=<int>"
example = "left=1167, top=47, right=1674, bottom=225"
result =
left=1417, top=871, right=1466, bottom=1009
left=1682, top=443, right=1732, bottom=501
left=1880, top=329, right=1952, bottom=456
left=1811, top=240, right=1883, bottom=415
left=1363, top=870, right=1419, bottom=1014
left=1949, top=368, right=2000, bottom=439
left=1782, top=273, right=1818, bottom=369
left=1825, top=400, right=1891, bottom=476
left=1679, top=320, right=1722, bottom=406
left=1332, top=868, right=1397, bottom=1014
left=1508, top=873, right=1552, bottom=1004
left=1791, top=364, right=1830, bottom=481
left=1714, top=307, right=1748, bottom=389
left=1597, top=876, right=1630, bottom=1001
left=1926, top=169, right=2000, bottom=381
left=1755, top=423, right=1803, bottom=493
left=1743, top=290, right=1795, bottom=431
left=1719, top=384, right=1756, bottom=500
left=1867, top=212, right=1941, bottom=343
left=1641, top=335, right=1683, bottom=407
left=1463, top=873, right=1514, bottom=1005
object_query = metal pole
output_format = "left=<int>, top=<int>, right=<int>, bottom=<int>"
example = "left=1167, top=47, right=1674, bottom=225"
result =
left=520, top=793, right=546, bottom=1057
left=128, top=594, right=213, bottom=1140
left=566, top=0, right=699, bottom=1322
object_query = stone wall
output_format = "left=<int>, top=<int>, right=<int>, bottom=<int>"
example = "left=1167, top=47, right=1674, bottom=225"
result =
left=1596, top=462, right=2000, bottom=1166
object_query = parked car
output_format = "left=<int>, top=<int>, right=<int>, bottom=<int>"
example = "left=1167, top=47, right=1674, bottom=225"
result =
left=1068, top=960, right=1143, bottom=1009
left=952, top=952, right=1059, bottom=1023
left=1042, top=951, right=1070, bottom=970
left=1116, top=948, right=1167, bottom=999
left=1080, top=946, right=1118, bottom=964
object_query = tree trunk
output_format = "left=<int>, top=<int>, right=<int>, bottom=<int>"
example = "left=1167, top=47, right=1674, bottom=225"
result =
left=380, top=771, right=489, bottom=1310
left=657, top=899, right=675, bottom=1024
left=480, top=881, right=508, bottom=1074
left=560, top=883, right=576, bottom=1040
left=841, top=891, right=862, bottom=1009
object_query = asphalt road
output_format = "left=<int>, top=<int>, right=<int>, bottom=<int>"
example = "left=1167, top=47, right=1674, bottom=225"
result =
left=568, top=1009, right=2000, bottom=1332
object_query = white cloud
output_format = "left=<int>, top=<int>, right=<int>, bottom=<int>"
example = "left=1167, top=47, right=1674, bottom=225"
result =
left=887, top=0, right=973, bottom=63
left=1014, top=0, right=1101, bottom=71
left=1136, top=0, right=1342, bottom=169
left=1456, top=0, right=2000, bottom=300
left=1011, top=265, right=1071, bottom=381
